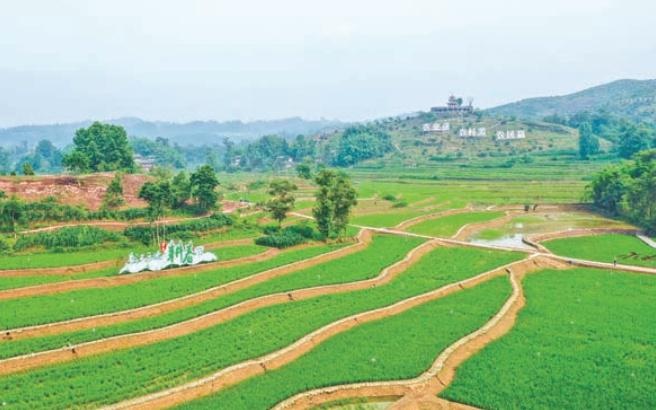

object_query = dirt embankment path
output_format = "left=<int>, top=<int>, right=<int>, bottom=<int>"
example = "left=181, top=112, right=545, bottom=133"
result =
left=274, top=256, right=569, bottom=410
left=0, top=238, right=255, bottom=278
left=2, top=231, right=372, bottom=341
left=0, top=239, right=437, bottom=377
left=394, top=207, right=473, bottom=231
left=451, top=211, right=521, bottom=241
left=101, top=255, right=539, bottom=410
left=0, top=242, right=276, bottom=301
left=525, top=227, right=641, bottom=245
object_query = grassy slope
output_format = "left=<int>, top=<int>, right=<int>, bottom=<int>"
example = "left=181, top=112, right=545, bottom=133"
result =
left=545, top=234, right=656, bottom=268
left=0, top=235, right=422, bottom=359
left=441, top=268, right=656, bottom=408
left=182, top=277, right=511, bottom=409
left=408, top=211, right=504, bottom=237
left=0, top=247, right=521, bottom=409
left=0, top=244, right=345, bottom=329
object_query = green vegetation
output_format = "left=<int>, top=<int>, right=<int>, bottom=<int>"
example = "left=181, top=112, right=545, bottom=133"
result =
left=0, top=235, right=417, bottom=360
left=264, top=179, right=297, bottom=226
left=313, top=169, right=358, bottom=238
left=588, top=149, right=656, bottom=232
left=408, top=211, right=504, bottom=237
left=544, top=233, right=656, bottom=268
left=63, top=122, right=136, bottom=173
left=441, top=268, right=656, bottom=409
left=13, top=226, right=122, bottom=252
left=0, top=243, right=346, bottom=329
left=0, top=245, right=519, bottom=408
left=255, top=224, right=317, bottom=248
left=182, top=277, right=511, bottom=410
left=123, top=214, right=234, bottom=245
left=334, top=126, right=393, bottom=166
left=102, top=173, right=125, bottom=210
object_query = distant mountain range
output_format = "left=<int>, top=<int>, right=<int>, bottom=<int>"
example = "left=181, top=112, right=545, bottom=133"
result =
left=486, top=79, right=656, bottom=122
left=0, top=117, right=343, bottom=147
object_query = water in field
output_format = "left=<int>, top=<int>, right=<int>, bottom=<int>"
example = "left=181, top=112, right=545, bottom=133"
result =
left=470, top=233, right=534, bottom=250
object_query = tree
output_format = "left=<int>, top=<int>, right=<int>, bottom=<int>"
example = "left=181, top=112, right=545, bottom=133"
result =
left=190, top=165, right=220, bottom=212
left=138, top=180, right=172, bottom=244
left=0, top=197, right=25, bottom=238
left=170, top=171, right=192, bottom=208
left=22, top=162, right=35, bottom=176
left=265, top=179, right=297, bottom=226
left=63, top=122, right=135, bottom=172
left=62, top=150, right=91, bottom=174
left=102, top=174, right=125, bottom=210
left=296, top=163, right=312, bottom=179
left=618, top=123, right=650, bottom=159
left=312, top=169, right=358, bottom=238
left=330, top=173, right=358, bottom=236
left=578, top=122, right=599, bottom=159
left=587, top=165, right=628, bottom=215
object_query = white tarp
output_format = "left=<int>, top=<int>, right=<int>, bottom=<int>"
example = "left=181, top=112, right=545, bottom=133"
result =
left=119, top=239, right=218, bottom=274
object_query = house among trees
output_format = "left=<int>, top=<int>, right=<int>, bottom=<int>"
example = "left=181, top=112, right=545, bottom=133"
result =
left=431, top=95, right=474, bottom=115
left=134, top=154, right=157, bottom=172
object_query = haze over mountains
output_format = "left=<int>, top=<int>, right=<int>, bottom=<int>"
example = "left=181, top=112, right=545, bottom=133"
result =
left=1, top=78, right=654, bottom=148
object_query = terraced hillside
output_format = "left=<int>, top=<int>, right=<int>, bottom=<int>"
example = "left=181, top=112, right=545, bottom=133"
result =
left=0, top=195, right=653, bottom=410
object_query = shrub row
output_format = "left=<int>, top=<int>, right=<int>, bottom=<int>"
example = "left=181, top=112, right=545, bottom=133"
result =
left=256, top=224, right=319, bottom=248
left=13, top=226, right=122, bottom=252
left=123, top=213, right=234, bottom=244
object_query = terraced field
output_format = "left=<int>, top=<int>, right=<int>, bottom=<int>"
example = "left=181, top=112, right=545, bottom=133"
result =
left=1, top=190, right=653, bottom=409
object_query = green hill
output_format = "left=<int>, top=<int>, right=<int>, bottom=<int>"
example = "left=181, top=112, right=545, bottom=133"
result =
left=486, top=79, right=656, bottom=123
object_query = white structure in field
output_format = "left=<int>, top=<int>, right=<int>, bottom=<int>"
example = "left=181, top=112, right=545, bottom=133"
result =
left=422, top=122, right=450, bottom=133
left=119, top=240, right=218, bottom=274
left=496, top=130, right=526, bottom=140
left=458, top=127, right=486, bottom=138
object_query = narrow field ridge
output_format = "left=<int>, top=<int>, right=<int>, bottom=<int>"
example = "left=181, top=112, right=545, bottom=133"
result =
left=1, top=230, right=371, bottom=341
left=272, top=256, right=568, bottom=410
left=101, top=254, right=535, bottom=410
left=0, top=238, right=436, bottom=376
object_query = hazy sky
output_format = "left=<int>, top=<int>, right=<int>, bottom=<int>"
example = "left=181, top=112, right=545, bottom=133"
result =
left=0, top=0, right=655, bottom=127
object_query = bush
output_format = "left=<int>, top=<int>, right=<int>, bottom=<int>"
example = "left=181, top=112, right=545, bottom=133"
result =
left=382, top=194, right=397, bottom=201
left=392, top=200, right=408, bottom=208
left=255, top=231, right=307, bottom=248
left=0, top=237, right=10, bottom=254
left=123, top=213, right=234, bottom=244
left=255, top=223, right=318, bottom=248
left=13, top=226, right=122, bottom=251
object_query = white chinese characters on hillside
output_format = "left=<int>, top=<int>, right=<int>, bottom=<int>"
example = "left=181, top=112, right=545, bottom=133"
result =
left=422, top=122, right=450, bottom=133
left=458, top=127, right=486, bottom=138
left=495, top=130, right=526, bottom=140
left=119, top=240, right=218, bottom=274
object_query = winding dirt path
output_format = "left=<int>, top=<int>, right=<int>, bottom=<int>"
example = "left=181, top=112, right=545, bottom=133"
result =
left=451, top=211, right=520, bottom=241
left=393, top=207, right=473, bottom=231
left=272, top=256, right=568, bottom=410
left=101, top=256, right=538, bottom=410
left=0, top=244, right=278, bottom=301
left=0, top=239, right=438, bottom=377
left=1, top=231, right=371, bottom=341
left=0, top=238, right=256, bottom=278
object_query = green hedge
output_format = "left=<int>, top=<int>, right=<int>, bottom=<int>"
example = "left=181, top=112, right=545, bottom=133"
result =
left=123, top=213, right=234, bottom=244
left=13, top=226, right=122, bottom=252
left=255, top=224, right=319, bottom=248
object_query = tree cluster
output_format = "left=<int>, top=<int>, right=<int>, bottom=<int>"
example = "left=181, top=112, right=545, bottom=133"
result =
left=588, top=149, right=656, bottom=233
left=63, top=122, right=136, bottom=173
left=312, top=169, right=357, bottom=238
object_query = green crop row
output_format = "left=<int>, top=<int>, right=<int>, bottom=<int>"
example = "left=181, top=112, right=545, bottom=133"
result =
left=544, top=233, right=656, bottom=268
left=181, top=277, right=511, bottom=409
left=0, top=246, right=521, bottom=408
left=0, top=235, right=421, bottom=359
left=0, top=245, right=266, bottom=293
left=441, top=268, right=656, bottom=408
left=0, top=243, right=345, bottom=330
left=408, top=211, right=505, bottom=237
